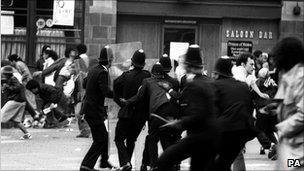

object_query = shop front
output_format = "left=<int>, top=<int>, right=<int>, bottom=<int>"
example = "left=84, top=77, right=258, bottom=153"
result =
left=1, top=0, right=85, bottom=68
left=116, top=0, right=281, bottom=74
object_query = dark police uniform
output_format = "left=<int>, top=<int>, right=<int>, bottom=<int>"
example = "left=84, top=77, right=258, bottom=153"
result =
left=80, top=63, right=113, bottom=169
left=156, top=75, right=218, bottom=171
left=113, top=68, right=150, bottom=167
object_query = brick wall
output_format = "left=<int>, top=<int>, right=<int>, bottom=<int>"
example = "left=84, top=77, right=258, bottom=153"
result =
left=84, top=0, right=117, bottom=58
left=280, top=1, right=304, bottom=42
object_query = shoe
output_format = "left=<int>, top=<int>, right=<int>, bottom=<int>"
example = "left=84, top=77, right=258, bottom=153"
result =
left=268, top=144, right=277, bottom=160
left=76, top=134, right=90, bottom=138
left=100, top=161, right=117, bottom=169
left=57, top=119, right=69, bottom=128
left=20, top=133, right=32, bottom=140
left=119, top=162, right=132, bottom=171
left=260, top=146, right=265, bottom=155
left=140, top=165, right=148, bottom=171
left=79, top=165, right=99, bottom=171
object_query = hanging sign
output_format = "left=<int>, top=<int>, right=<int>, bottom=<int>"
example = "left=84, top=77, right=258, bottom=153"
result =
left=227, top=41, right=253, bottom=57
left=53, top=0, right=75, bottom=26
left=36, top=18, right=46, bottom=29
left=46, top=19, right=54, bottom=27
left=1, top=11, right=14, bottom=35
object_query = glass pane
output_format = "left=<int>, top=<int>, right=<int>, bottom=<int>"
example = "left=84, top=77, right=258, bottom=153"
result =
left=163, top=28, right=195, bottom=56
left=1, top=0, right=27, bottom=61
left=35, top=0, right=84, bottom=60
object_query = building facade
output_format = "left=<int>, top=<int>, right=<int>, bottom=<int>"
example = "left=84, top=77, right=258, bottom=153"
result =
left=1, top=0, right=303, bottom=74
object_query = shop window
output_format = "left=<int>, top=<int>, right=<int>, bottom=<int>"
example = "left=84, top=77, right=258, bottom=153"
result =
left=35, top=0, right=84, bottom=60
left=1, top=0, right=28, bottom=61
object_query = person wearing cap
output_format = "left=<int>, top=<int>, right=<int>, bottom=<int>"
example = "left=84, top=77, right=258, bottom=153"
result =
left=138, top=55, right=181, bottom=171
left=80, top=45, right=116, bottom=171
left=211, top=57, right=257, bottom=171
left=120, top=63, right=179, bottom=170
left=154, top=45, right=218, bottom=171
left=1, top=66, right=32, bottom=140
left=113, top=49, right=151, bottom=171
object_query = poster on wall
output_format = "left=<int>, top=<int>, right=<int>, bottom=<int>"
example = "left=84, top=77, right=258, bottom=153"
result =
left=169, top=42, right=189, bottom=61
left=1, top=11, right=14, bottom=35
left=52, top=0, right=75, bottom=26
left=227, top=41, right=253, bottom=57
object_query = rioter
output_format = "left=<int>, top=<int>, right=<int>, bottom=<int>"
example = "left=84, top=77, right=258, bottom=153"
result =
left=79, top=45, right=116, bottom=171
left=1, top=66, right=32, bottom=140
left=271, top=37, right=304, bottom=171
left=25, top=79, right=70, bottom=128
left=154, top=45, right=218, bottom=171
left=113, top=49, right=151, bottom=171
left=140, top=55, right=180, bottom=171
left=212, top=57, right=257, bottom=171
left=121, top=63, right=180, bottom=170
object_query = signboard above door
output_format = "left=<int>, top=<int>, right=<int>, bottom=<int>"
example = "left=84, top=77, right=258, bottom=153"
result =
left=227, top=41, right=253, bottom=57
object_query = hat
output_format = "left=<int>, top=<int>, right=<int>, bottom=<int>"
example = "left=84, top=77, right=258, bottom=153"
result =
left=213, top=57, right=233, bottom=77
left=131, top=49, right=146, bottom=68
left=151, top=63, right=164, bottom=78
left=99, top=45, right=113, bottom=63
left=1, top=66, right=14, bottom=74
left=184, top=44, right=203, bottom=68
left=159, top=54, right=172, bottom=72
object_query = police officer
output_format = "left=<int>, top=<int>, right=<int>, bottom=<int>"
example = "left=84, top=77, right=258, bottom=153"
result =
left=155, top=45, right=218, bottom=171
left=212, top=57, right=257, bottom=171
left=140, top=56, right=180, bottom=171
left=113, top=49, right=151, bottom=171
left=79, top=45, right=115, bottom=171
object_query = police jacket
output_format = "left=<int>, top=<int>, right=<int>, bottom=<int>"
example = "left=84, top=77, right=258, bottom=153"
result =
left=178, top=77, right=216, bottom=134
left=114, top=68, right=150, bottom=120
left=82, top=63, right=113, bottom=124
left=126, top=77, right=176, bottom=115
left=213, top=77, right=256, bottom=134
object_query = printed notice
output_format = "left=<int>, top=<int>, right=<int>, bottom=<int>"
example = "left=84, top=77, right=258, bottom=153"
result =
left=227, top=41, right=253, bottom=57
left=53, top=0, right=75, bottom=26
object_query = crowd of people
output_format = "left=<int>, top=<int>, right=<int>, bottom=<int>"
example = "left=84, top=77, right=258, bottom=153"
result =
left=1, top=36, right=303, bottom=171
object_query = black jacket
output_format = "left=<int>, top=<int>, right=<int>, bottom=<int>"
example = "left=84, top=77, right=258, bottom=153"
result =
left=38, top=84, right=63, bottom=103
left=114, top=69, right=150, bottom=120
left=178, top=77, right=216, bottom=134
left=82, top=64, right=113, bottom=124
left=213, top=77, right=256, bottom=134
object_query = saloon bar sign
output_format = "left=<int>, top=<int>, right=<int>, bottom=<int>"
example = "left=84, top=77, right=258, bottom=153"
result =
left=227, top=41, right=253, bottom=57
left=226, top=30, right=273, bottom=39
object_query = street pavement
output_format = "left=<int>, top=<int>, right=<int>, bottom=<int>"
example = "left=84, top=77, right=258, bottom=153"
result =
left=1, top=119, right=276, bottom=171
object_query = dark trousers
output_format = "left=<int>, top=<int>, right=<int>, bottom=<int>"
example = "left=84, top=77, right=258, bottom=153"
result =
left=156, top=129, right=218, bottom=171
left=256, top=113, right=278, bottom=149
left=143, top=117, right=181, bottom=168
left=81, top=119, right=109, bottom=169
left=114, top=118, right=145, bottom=166
left=214, top=130, right=253, bottom=171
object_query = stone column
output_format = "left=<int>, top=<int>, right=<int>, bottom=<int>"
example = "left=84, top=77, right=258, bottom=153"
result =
left=280, top=1, right=304, bottom=41
left=84, top=0, right=117, bottom=58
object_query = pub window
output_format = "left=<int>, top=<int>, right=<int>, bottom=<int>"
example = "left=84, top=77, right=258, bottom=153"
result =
left=35, top=0, right=84, bottom=61
left=1, top=0, right=85, bottom=67
left=1, top=0, right=28, bottom=61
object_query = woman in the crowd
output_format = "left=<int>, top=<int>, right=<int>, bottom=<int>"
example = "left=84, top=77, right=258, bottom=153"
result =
left=271, top=37, right=304, bottom=171
left=1, top=66, right=32, bottom=139
left=8, top=54, right=32, bottom=85
left=8, top=54, right=37, bottom=114
left=42, top=49, right=59, bottom=86
left=36, top=45, right=51, bottom=71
